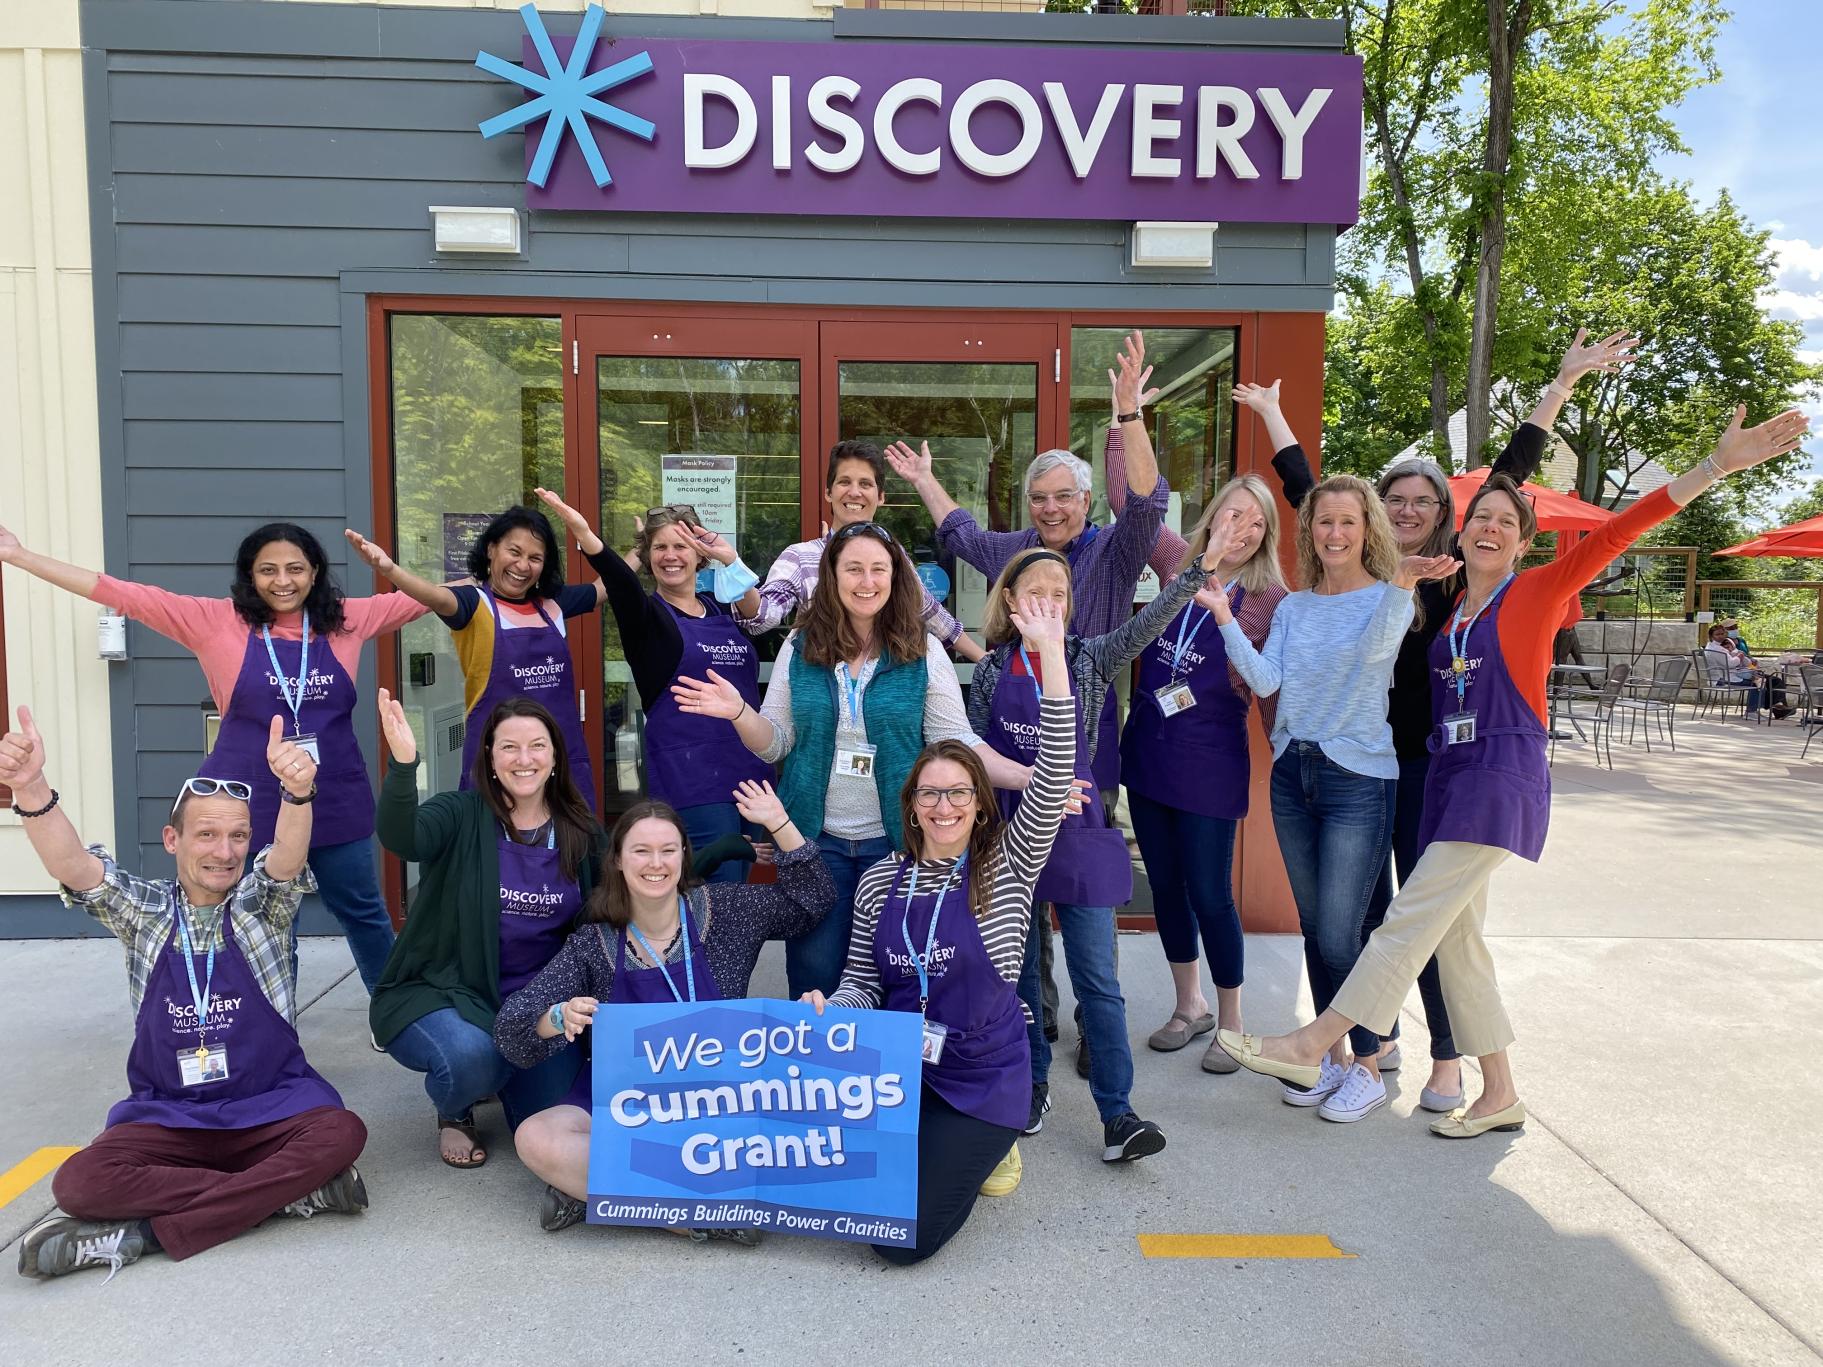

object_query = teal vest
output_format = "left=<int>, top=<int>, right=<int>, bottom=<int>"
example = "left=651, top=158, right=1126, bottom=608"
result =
left=777, top=645, right=928, bottom=849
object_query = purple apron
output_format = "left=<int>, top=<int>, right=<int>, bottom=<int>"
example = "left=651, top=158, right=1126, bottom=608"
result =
left=989, top=651, right=1133, bottom=907
left=559, top=899, right=724, bottom=1111
left=460, top=588, right=596, bottom=811
left=496, top=826, right=584, bottom=999
left=876, top=859, right=1028, bottom=1130
left=1120, top=594, right=1252, bottom=822
left=108, top=908, right=343, bottom=1130
left=196, top=621, right=368, bottom=850
left=1417, top=583, right=1552, bottom=861
left=643, top=595, right=772, bottom=809
left=1059, top=522, right=1123, bottom=795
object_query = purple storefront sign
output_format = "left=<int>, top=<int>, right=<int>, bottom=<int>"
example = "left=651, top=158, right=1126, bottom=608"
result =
left=512, top=35, right=1363, bottom=224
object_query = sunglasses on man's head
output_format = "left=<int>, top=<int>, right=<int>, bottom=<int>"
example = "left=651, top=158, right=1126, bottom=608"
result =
left=833, top=522, right=896, bottom=547
left=170, top=777, right=252, bottom=817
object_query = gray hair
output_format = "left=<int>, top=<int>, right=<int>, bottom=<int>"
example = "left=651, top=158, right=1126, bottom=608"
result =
left=1376, top=456, right=1456, bottom=560
left=1023, top=449, right=1093, bottom=503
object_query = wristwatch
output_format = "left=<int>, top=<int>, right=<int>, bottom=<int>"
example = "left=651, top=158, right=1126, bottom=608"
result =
left=1116, top=410, right=1144, bottom=425
left=549, top=1003, right=565, bottom=1033
left=280, top=783, right=318, bottom=806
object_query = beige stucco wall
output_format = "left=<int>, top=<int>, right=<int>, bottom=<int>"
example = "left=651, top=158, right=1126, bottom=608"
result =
left=0, top=0, right=113, bottom=894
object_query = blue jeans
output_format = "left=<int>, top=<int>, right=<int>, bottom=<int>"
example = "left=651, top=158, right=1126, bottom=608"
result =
left=384, top=1006, right=580, bottom=1130
left=1270, top=745, right=1394, bottom=1059
left=788, top=833, right=894, bottom=999
left=292, top=837, right=397, bottom=995
left=677, top=801, right=756, bottom=886
left=1366, top=753, right=1458, bottom=1061
left=1128, top=791, right=1243, bottom=989
left=1018, top=902, right=1134, bottom=1123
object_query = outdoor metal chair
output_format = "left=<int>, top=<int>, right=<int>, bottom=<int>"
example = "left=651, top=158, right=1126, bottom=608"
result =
left=1799, top=664, right=1823, bottom=761
left=1690, top=648, right=1747, bottom=720
left=1615, top=656, right=1690, bottom=752
left=1553, top=663, right=1629, bottom=769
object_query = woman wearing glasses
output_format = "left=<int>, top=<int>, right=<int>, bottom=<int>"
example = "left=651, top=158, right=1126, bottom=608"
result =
left=0, top=520, right=421, bottom=993
left=673, top=522, right=1023, bottom=998
left=369, top=691, right=608, bottom=1170
left=528, top=490, right=769, bottom=883
left=347, top=504, right=610, bottom=809
left=1219, top=405, right=1810, bottom=1135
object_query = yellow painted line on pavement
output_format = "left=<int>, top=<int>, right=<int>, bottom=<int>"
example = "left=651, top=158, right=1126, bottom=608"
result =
left=1138, top=1234, right=1356, bottom=1260
left=0, top=1148, right=80, bottom=1211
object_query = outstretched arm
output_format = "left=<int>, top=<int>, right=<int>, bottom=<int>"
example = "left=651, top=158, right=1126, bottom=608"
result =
left=884, top=439, right=961, bottom=528
left=345, top=530, right=460, bottom=617
left=1110, top=331, right=1161, bottom=496
left=0, top=706, right=103, bottom=892
left=0, top=524, right=99, bottom=599
left=1523, top=328, right=1640, bottom=434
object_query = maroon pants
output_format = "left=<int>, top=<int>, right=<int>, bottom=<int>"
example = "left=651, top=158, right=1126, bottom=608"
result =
left=52, top=1105, right=366, bottom=1262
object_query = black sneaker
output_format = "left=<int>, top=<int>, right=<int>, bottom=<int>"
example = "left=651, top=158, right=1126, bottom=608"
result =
left=688, top=1227, right=765, bottom=1246
left=278, top=1165, right=368, bottom=1219
left=1023, top=1083, right=1052, bottom=1135
left=539, top=1184, right=586, bottom=1233
left=1075, top=1035, right=1092, bottom=1080
left=17, top=1214, right=147, bottom=1282
left=1102, top=1112, right=1167, bottom=1163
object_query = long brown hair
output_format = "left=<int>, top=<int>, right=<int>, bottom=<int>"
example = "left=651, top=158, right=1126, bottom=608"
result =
left=797, top=524, right=928, bottom=667
left=471, top=699, right=597, bottom=883
left=1179, top=475, right=1288, bottom=596
left=898, top=740, right=1001, bottom=921
left=981, top=549, right=1072, bottom=649
left=1295, top=475, right=1401, bottom=590
left=582, top=800, right=702, bottom=930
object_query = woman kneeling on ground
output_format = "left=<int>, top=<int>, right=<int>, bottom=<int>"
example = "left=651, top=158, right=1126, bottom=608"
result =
left=494, top=783, right=834, bottom=1237
left=803, top=592, right=1075, bottom=1266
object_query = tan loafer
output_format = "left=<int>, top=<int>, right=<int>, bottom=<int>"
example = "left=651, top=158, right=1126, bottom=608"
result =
left=1428, top=1100, right=1526, bottom=1139
left=1214, top=1029, right=1321, bottom=1089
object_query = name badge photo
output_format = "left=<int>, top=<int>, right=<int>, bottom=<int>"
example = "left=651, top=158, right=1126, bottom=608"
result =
left=1155, top=683, right=1197, bottom=717
left=920, top=1018, right=949, bottom=1065
left=834, top=742, right=878, bottom=779
left=292, top=732, right=321, bottom=763
left=178, top=1045, right=231, bottom=1086
left=1442, top=712, right=1477, bottom=746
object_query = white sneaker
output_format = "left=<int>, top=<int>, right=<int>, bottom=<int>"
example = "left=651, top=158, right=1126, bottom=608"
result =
left=1281, top=1055, right=1348, bottom=1108
left=1318, top=1063, right=1388, bottom=1123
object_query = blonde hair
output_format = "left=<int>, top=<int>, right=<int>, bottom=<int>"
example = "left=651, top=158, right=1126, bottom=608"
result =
left=1179, top=474, right=1287, bottom=596
left=981, top=548, right=1073, bottom=648
left=1295, top=475, right=1401, bottom=590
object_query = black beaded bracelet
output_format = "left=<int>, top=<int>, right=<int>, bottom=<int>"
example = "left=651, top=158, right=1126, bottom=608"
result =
left=767, top=821, right=791, bottom=836
left=12, top=789, right=59, bottom=819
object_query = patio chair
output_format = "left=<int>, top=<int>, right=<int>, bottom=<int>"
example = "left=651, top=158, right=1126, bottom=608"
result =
left=1800, top=664, right=1823, bottom=761
left=1615, top=656, right=1691, bottom=752
left=1689, top=648, right=1747, bottom=720
left=1553, top=663, right=1629, bottom=769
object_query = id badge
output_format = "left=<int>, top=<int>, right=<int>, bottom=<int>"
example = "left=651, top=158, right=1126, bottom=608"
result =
left=833, top=742, right=878, bottom=779
left=1441, top=712, right=1478, bottom=746
left=178, top=1045, right=231, bottom=1086
left=292, top=732, right=321, bottom=764
left=1155, top=683, right=1197, bottom=718
left=920, top=1018, right=949, bottom=1066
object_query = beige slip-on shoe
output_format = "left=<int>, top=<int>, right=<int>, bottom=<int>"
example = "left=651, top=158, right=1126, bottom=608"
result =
left=1215, top=1030, right=1322, bottom=1090
left=1428, top=1100, right=1526, bottom=1139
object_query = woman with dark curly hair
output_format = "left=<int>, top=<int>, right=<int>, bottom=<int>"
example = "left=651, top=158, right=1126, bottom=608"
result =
left=0, top=519, right=423, bottom=991
left=348, top=504, right=611, bottom=809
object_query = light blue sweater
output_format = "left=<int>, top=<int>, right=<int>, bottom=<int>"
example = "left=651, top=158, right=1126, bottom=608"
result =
left=1218, top=581, right=1416, bottom=779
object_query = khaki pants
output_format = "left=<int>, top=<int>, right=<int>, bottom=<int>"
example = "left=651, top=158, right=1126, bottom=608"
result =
left=1331, top=841, right=1515, bottom=1059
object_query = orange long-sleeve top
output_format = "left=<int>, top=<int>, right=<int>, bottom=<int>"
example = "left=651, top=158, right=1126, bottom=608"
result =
left=1478, top=488, right=1677, bottom=727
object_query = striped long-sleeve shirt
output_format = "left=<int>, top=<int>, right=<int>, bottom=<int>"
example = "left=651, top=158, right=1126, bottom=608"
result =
left=828, top=694, right=1075, bottom=1020
left=744, top=533, right=964, bottom=644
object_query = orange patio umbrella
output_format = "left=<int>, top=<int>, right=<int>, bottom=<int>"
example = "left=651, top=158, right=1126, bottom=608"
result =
left=1446, top=466, right=1616, bottom=532
left=1715, top=513, right=1823, bottom=558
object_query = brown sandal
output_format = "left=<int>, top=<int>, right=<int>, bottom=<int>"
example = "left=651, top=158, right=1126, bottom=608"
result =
left=436, top=1113, right=487, bottom=1168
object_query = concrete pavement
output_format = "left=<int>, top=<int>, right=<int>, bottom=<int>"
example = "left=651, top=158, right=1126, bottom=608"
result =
left=1, top=712, right=1818, bottom=1367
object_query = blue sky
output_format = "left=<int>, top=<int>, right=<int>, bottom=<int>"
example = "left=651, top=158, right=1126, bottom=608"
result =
left=1660, top=1, right=1823, bottom=495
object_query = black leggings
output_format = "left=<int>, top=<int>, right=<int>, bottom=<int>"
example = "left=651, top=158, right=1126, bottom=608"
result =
left=874, top=1085, right=1018, bottom=1267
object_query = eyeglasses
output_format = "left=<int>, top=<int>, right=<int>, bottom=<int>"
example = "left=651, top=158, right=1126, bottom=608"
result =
left=912, top=785, right=976, bottom=808
left=170, top=777, right=252, bottom=816
left=1383, top=495, right=1441, bottom=513
left=833, top=521, right=896, bottom=547
left=1028, top=492, right=1086, bottom=510
left=645, top=503, right=700, bottom=525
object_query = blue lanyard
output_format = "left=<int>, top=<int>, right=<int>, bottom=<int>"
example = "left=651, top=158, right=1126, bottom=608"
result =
left=628, top=898, right=696, bottom=1003
left=175, top=902, right=218, bottom=1043
left=1169, top=606, right=1212, bottom=681
left=836, top=656, right=873, bottom=728
left=261, top=617, right=312, bottom=735
left=899, top=854, right=967, bottom=1013
left=1447, top=574, right=1513, bottom=709
left=1016, top=645, right=1043, bottom=701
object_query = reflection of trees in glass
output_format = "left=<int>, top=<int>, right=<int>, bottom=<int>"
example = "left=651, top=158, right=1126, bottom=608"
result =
left=1068, top=327, right=1237, bottom=531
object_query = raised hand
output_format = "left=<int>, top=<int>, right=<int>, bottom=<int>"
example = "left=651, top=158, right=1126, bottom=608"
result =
left=732, top=778, right=786, bottom=831
left=344, top=529, right=396, bottom=576
left=1109, top=330, right=1152, bottom=416
left=1231, top=379, right=1283, bottom=415
left=0, top=523, right=22, bottom=564
left=0, top=705, right=47, bottom=793
left=1709, top=406, right=1810, bottom=475
left=1393, top=554, right=1463, bottom=590
left=1557, top=328, right=1641, bottom=387
left=624, top=514, right=645, bottom=572
left=533, top=487, right=603, bottom=555
left=266, top=715, right=318, bottom=797
left=376, top=687, right=418, bottom=764
left=1198, top=505, right=1245, bottom=572
left=670, top=670, right=746, bottom=721
left=884, top=440, right=933, bottom=486
left=1009, top=592, right=1067, bottom=648
left=685, top=523, right=736, bottom=567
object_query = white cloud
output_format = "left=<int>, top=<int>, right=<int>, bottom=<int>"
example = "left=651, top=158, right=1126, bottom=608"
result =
left=1770, top=235, right=1823, bottom=286
left=1761, top=287, right=1823, bottom=322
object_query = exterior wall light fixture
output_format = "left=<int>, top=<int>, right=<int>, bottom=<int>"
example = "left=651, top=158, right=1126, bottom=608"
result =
left=430, top=205, right=523, bottom=254
left=1129, top=221, right=1219, bottom=270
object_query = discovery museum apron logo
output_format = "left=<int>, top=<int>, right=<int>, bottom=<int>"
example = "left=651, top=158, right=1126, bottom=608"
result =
left=476, top=3, right=1365, bottom=223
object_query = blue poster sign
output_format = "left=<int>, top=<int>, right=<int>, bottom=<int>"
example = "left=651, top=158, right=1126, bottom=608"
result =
left=914, top=561, right=951, bottom=602
left=587, top=999, right=922, bottom=1247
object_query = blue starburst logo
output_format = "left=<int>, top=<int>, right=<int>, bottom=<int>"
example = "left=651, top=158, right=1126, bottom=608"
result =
left=476, top=3, right=655, bottom=189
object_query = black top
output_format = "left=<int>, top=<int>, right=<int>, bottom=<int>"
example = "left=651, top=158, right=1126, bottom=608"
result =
left=594, top=545, right=735, bottom=713
left=438, top=580, right=600, bottom=630
left=1278, top=424, right=1549, bottom=760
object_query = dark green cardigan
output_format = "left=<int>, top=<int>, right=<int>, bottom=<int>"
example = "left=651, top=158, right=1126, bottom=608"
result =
left=369, top=758, right=605, bottom=1049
